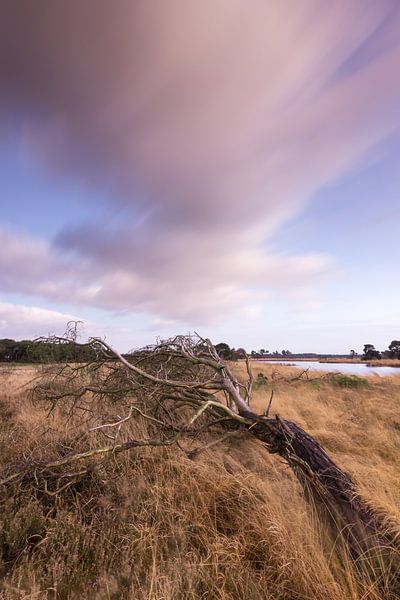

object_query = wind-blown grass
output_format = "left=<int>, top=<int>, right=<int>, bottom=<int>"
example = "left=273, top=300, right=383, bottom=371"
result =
left=0, top=363, right=399, bottom=599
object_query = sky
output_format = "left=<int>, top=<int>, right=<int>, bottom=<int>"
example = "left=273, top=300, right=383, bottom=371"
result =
left=0, top=1, right=399, bottom=354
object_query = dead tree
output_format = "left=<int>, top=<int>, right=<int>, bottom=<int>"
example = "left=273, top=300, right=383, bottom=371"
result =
left=2, top=334, right=399, bottom=593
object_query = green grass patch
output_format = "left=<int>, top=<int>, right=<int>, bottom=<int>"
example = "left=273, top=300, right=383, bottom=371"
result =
left=308, top=380, right=322, bottom=390
left=329, top=374, right=369, bottom=389
left=253, top=372, right=269, bottom=389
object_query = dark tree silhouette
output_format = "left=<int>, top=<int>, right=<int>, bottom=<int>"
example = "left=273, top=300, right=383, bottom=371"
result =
left=362, top=344, right=381, bottom=360
left=388, top=340, right=400, bottom=359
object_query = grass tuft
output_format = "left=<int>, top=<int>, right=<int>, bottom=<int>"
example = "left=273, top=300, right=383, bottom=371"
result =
left=329, top=374, right=369, bottom=388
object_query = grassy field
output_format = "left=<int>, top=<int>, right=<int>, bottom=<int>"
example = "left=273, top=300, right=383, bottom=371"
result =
left=365, top=359, right=400, bottom=367
left=0, top=362, right=399, bottom=599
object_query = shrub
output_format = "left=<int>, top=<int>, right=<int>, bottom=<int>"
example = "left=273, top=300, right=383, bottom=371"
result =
left=254, top=373, right=268, bottom=389
left=329, top=374, right=369, bottom=389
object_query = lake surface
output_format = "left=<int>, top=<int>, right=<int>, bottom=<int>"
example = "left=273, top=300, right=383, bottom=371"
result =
left=261, top=360, right=400, bottom=377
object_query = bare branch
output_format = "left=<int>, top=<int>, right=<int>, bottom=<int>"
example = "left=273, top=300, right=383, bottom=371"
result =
left=264, top=389, right=274, bottom=417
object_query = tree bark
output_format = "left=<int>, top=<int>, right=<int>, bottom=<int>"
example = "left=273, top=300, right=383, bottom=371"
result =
left=238, top=406, right=399, bottom=591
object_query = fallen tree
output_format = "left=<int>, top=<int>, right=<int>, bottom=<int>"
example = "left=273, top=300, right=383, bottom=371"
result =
left=1, top=333, right=399, bottom=594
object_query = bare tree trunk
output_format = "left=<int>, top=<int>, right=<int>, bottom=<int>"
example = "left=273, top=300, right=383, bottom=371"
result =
left=236, top=406, right=400, bottom=591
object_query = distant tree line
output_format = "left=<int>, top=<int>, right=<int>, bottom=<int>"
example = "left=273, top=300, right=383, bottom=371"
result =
left=362, top=340, right=400, bottom=361
left=3, top=337, right=399, bottom=364
left=215, top=340, right=400, bottom=362
left=250, top=349, right=292, bottom=358
left=0, top=338, right=96, bottom=363
left=215, top=343, right=293, bottom=361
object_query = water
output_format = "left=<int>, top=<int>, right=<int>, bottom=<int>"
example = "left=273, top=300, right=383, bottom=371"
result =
left=260, top=360, right=400, bottom=377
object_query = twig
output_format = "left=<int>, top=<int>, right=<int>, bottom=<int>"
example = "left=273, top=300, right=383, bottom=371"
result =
left=264, top=389, right=274, bottom=417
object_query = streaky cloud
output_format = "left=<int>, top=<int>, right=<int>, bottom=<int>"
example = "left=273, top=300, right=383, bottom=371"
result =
left=0, top=1, right=399, bottom=324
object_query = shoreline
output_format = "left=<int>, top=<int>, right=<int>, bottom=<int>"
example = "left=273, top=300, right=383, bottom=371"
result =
left=252, top=358, right=400, bottom=368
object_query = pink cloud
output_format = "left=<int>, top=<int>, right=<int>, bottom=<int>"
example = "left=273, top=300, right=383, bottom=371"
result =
left=0, top=301, right=83, bottom=340
left=0, top=1, right=399, bottom=324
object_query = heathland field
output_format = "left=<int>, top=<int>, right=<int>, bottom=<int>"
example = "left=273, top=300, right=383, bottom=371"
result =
left=0, top=362, right=399, bottom=599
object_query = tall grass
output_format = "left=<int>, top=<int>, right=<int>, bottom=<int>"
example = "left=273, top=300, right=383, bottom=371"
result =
left=0, top=363, right=399, bottom=599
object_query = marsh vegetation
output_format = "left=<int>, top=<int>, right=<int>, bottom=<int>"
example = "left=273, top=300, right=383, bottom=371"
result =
left=0, top=339, right=399, bottom=599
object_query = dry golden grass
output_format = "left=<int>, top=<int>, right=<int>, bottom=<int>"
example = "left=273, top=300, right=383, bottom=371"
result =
left=0, top=363, right=399, bottom=599
left=366, top=359, right=400, bottom=367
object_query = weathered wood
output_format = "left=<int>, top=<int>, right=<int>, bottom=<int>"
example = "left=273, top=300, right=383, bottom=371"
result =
left=238, top=407, right=400, bottom=591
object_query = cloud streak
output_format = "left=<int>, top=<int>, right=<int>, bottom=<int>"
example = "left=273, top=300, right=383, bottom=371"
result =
left=1, top=1, right=400, bottom=324
left=0, top=301, right=84, bottom=340
left=0, top=226, right=331, bottom=322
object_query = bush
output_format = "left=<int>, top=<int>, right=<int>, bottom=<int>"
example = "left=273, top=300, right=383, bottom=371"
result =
left=329, top=374, right=369, bottom=389
left=253, top=373, right=269, bottom=389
